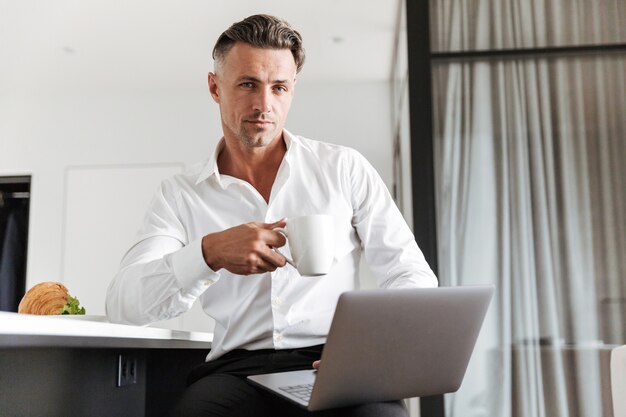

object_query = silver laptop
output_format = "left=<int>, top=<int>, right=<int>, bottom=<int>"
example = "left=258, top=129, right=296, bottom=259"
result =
left=247, top=285, right=494, bottom=411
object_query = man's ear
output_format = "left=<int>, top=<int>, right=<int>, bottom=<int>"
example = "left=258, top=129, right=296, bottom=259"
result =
left=208, top=72, right=220, bottom=103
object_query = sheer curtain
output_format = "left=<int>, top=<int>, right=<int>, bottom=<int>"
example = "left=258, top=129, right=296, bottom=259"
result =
left=429, top=1, right=626, bottom=416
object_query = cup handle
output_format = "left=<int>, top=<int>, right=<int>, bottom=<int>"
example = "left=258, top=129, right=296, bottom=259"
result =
left=274, top=228, right=295, bottom=268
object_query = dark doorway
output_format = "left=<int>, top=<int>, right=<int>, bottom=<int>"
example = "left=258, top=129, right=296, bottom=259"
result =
left=0, top=176, right=31, bottom=312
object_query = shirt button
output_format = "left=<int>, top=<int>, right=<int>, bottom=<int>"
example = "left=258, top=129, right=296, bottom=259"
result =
left=272, top=297, right=283, bottom=306
left=274, top=334, right=283, bottom=343
left=204, top=279, right=215, bottom=286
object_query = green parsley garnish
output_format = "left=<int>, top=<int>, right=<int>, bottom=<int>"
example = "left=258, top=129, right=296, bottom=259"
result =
left=60, top=295, right=86, bottom=315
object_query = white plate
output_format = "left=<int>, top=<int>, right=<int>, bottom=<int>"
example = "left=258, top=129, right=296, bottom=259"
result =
left=52, top=315, right=108, bottom=322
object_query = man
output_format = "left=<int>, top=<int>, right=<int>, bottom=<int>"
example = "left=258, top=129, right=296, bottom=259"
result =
left=106, top=14, right=437, bottom=417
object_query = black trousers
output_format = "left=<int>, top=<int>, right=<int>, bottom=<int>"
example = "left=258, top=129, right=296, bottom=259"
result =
left=169, top=345, right=408, bottom=417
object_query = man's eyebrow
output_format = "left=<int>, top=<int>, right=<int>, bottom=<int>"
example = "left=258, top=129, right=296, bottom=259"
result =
left=236, top=75, right=292, bottom=84
left=237, top=75, right=261, bottom=83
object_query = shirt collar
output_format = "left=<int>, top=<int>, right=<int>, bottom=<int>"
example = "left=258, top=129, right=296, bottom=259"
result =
left=195, top=129, right=299, bottom=186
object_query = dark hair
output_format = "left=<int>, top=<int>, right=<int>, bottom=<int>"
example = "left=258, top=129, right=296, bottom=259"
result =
left=212, top=14, right=305, bottom=73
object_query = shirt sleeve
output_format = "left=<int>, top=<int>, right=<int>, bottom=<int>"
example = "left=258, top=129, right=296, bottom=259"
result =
left=346, top=149, right=438, bottom=289
left=105, top=181, right=220, bottom=325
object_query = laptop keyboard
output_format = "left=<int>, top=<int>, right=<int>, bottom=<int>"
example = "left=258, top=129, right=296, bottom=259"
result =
left=279, top=383, right=313, bottom=402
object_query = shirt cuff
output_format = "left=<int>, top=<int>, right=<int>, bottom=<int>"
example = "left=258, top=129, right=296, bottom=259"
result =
left=171, top=238, right=220, bottom=296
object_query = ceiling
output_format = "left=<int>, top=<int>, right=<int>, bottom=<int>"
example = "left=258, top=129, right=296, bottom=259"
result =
left=0, top=0, right=401, bottom=94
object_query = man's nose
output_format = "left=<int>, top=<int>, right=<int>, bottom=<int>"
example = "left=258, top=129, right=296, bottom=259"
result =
left=253, top=88, right=272, bottom=113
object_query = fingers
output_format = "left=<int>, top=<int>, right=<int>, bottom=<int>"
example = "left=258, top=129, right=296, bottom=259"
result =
left=264, top=218, right=287, bottom=230
left=257, top=219, right=287, bottom=248
left=263, top=228, right=287, bottom=248
left=202, top=220, right=289, bottom=275
left=246, top=224, right=288, bottom=270
left=254, top=240, right=287, bottom=269
left=247, top=255, right=280, bottom=274
left=312, top=360, right=320, bottom=370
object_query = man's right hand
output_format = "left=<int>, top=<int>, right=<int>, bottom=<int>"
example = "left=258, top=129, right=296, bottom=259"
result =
left=201, top=220, right=288, bottom=275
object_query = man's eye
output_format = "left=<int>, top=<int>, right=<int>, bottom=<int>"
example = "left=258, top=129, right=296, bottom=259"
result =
left=240, top=82, right=254, bottom=88
left=274, top=85, right=287, bottom=92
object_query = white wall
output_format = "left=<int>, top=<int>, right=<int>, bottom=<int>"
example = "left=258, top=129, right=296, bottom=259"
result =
left=0, top=79, right=393, bottom=330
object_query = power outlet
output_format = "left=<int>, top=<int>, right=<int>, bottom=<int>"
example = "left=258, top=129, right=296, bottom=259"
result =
left=117, top=354, right=138, bottom=387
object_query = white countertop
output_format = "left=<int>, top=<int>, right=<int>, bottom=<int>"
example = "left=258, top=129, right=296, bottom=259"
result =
left=0, top=312, right=213, bottom=349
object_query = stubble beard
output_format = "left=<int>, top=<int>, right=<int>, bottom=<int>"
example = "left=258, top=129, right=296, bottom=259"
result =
left=237, top=123, right=279, bottom=149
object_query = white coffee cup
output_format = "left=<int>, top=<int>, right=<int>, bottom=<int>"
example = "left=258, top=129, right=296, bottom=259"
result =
left=276, top=214, right=334, bottom=276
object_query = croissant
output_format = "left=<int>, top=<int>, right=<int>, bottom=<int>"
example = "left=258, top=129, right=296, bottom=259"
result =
left=18, top=281, right=85, bottom=315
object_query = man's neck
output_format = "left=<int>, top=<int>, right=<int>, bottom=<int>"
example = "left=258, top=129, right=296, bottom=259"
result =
left=217, top=133, right=287, bottom=203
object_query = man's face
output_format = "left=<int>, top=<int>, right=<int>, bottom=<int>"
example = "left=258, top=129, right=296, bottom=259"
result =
left=209, top=43, right=297, bottom=149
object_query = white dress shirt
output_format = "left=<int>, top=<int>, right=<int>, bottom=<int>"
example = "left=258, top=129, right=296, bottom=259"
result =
left=106, top=131, right=437, bottom=360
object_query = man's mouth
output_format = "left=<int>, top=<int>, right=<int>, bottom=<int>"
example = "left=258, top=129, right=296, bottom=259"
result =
left=245, top=119, right=274, bottom=128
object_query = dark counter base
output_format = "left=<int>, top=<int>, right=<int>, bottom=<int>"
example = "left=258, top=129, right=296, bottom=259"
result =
left=0, top=347, right=209, bottom=417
